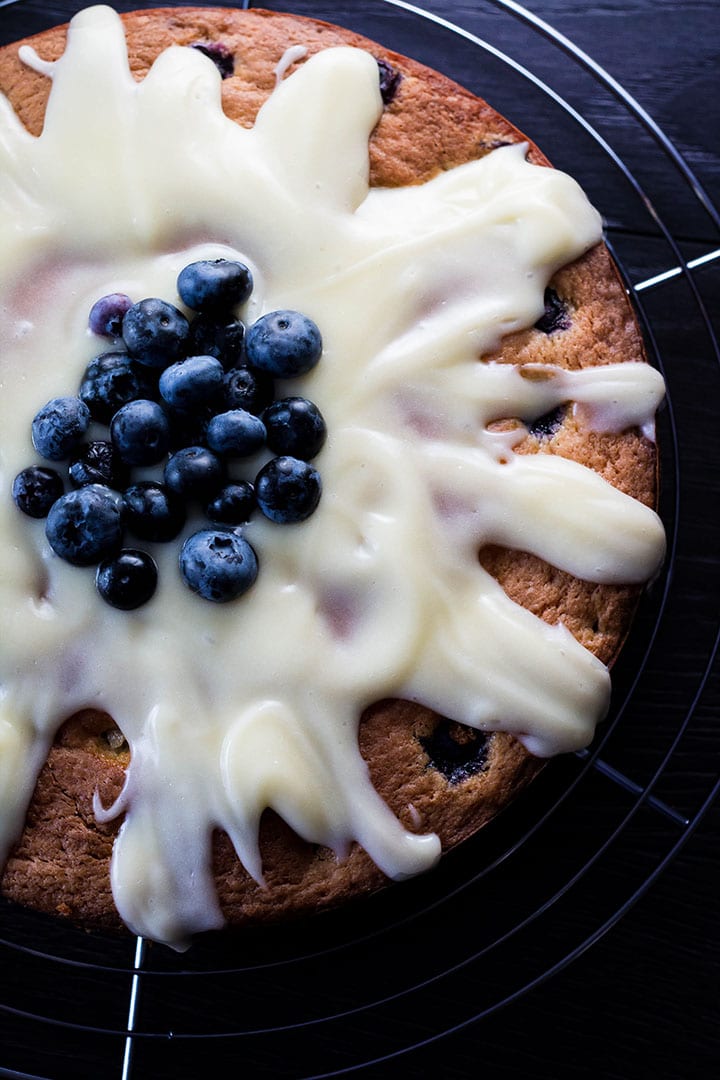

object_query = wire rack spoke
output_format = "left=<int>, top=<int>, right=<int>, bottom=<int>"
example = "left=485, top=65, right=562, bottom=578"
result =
left=633, top=247, right=720, bottom=293
left=121, top=937, right=146, bottom=1080
left=575, top=750, right=690, bottom=827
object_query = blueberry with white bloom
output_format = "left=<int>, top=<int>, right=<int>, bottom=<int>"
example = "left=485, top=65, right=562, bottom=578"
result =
left=111, top=399, right=170, bottom=466
left=159, top=354, right=224, bottom=410
left=177, top=259, right=253, bottom=314
left=45, top=484, right=123, bottom=566
left=245, top=310, right=322, bottom=378
left=164, top=445, right=224, bottom=500
left=179, top=528, right=258, bottom=602
left=79, top=351, right=158, bottom=425
left=206, top=409, right=266, bottom=458
left=32, top=396, right=91, bottom=462
left=255, top=456, right=321, bottom=523
left=122, top=298, right=190, bottom=368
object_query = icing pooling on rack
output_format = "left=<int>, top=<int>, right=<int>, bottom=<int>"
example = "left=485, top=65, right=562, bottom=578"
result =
left=0, top=6, right=665, bottom=947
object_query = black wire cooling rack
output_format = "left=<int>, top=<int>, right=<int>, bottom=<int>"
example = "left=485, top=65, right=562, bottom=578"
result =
left=0, top=1, right=718, bottom=1077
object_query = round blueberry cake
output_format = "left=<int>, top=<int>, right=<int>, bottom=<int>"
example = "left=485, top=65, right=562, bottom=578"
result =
left=0, top=6, right=665, bottom=945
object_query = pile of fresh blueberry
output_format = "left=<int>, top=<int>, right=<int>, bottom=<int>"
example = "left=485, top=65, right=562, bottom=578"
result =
left=12, top=259, right=326, bottom=609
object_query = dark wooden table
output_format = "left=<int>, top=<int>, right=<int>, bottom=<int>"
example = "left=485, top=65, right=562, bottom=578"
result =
left=0, top=2, right=718, bottom=1077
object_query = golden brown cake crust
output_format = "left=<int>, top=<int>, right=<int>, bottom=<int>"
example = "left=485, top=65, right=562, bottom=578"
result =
left=0, top=8, right=656, bottom=932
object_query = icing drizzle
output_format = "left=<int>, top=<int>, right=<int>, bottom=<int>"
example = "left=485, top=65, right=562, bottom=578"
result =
left=0, top=7, right=665, bottom=947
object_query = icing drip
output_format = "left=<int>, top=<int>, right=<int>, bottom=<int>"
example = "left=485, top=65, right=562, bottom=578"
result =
left=0, top=7, right=665, bottom=947
left=274, top=44, right=308, bottom=84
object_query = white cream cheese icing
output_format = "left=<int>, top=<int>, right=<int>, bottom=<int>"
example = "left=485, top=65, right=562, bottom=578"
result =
left=0, top=6, right=666, bottom=947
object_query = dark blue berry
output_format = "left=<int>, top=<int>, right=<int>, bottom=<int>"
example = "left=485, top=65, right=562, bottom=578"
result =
left=179, top=528, right=258, bottom=602
left=419, top=719, right=491, bottom=784
left=528, top=405, right=566, bottom=439
left=122, top=298, right=190, bottom=368
left=376, top=58, right=402, bottom=105
left=32, top=396, right=91, bottom=462
left=123, top=481, right=186, bottom=542
left=255, top=456, right=321, bottom=524
left=206, top=482, right=255, bottom=526
left=96, top=549, right=158, bottom=610
left=110, top=399, right=170, bottom=466
left=223, top=365, right=274, bottom=414
left=69, top=440, right=129, bottom=490
left=164, top=445, right=223, bottom=500
left=245, top=310, right=322, bottom=378
left=12, top=466, right=64, bottom=518
left=177, top=259, right=253, bottom=314
left=263, top=396, right=326, bottom=459
left=189, top=41, right=235, bottom=79
left=158, top=354, right=224, bottom=410
left=45, top=484, right=123, bottom=566
left=534, top=288, right=571, bottom=334
left=206, top=409, right=266, bottom=458
left=88, top=293, right=133, bottom=338
left=79, top=350, right=158, bottom=425
left=190, top=315, right=245, bottom=370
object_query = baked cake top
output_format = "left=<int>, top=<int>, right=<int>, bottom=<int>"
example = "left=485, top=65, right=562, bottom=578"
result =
left=0, top=6, right=665, bottom=947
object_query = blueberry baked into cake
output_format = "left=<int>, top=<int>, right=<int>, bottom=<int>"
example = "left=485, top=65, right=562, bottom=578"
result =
left=0, top=6, right=666, bottom=947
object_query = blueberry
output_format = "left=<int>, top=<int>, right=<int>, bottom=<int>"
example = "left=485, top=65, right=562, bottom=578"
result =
left=263, top=396, right=326, bottom=459
left=419, top=719, right=491, bottom=784
left=223, top=365, right=274, bottom=414
left=206, top=409, right=266, bottom=458
left=164, top=446, right=223, bottom=500
left=96, top=549, right=158, bottom=610
left=69, top=440, right=129, bottom=490
left=122, top=298, right=190, bottom=368
left=158, top=354, right=224, bottom=410
left=528, top=405, right=566, bottom=439
left=45, top=484, right=123, bottom=566
left=206, top=482, right=256, bottom=526
left=31, top=396, right=91, bottom=462
left=12, top=466, right=64, bottom=518
left=376, top=58, right=402, bottom=105
left=79, top=350, right=158, bottom=425
left=110, top=399, right=170, bottom=466
left=123, top=481, right=186, bottom=542
left=534, top=287, right=571, bottom=335
left=190, top=314, right=246, bottom=370
left=255, top=456, right=321, bottom=524
left=179, top=528, right=258, bottom=602
left=88, top=293, right=133, bottom=338
left=177, top=259, right=253, bottom=314
left=189, top=41, right=235, bottom=79
left=245, top=310, right=322, bottom=378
